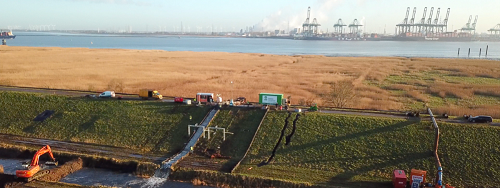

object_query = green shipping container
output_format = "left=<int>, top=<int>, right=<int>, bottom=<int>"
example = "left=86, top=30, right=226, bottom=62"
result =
left=259, top=93, right=284, bottom=105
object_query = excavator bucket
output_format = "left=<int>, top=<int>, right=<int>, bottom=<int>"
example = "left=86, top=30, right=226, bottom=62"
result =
left=45, top=161, right=58, bottom=166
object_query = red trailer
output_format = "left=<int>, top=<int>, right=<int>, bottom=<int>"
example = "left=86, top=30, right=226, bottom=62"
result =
left=174, top=97, right=184, bottom=103
left=393, top=170, right=407, bottom=188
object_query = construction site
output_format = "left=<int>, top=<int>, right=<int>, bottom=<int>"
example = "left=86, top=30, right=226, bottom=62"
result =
left=0, top=82, right=499, bottom=188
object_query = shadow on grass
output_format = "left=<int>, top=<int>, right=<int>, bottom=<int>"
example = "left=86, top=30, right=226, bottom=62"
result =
left=276, top=119, right=419, bottom=155
left=23, top=122, right=42, bottom=134
left=67, top=115, right=99, bottom=139
left=23, top=112, right=64, bottom=134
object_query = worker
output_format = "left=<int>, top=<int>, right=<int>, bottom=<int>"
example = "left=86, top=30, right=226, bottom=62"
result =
left=189, top=115, right=192, bottom=122
left=190, top=146, right=194, bottom=154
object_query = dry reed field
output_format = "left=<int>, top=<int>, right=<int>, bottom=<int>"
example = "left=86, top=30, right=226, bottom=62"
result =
left=1, top=46, right=499, bottom=117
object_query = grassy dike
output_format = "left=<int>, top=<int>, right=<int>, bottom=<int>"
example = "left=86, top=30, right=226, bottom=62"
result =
left=0, top=91, right=210, bottom=154
left=234, top=112, right=500, bottom=188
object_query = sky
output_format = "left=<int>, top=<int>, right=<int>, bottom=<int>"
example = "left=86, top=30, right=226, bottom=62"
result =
left=1, top=0, right=499, bottom=34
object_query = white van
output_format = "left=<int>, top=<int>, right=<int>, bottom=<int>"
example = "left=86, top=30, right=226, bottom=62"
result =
left=99, top=91, right=115, bottom=98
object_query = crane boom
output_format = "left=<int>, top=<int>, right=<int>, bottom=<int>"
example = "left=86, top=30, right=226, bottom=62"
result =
left=434, top=8, right=441, bottom=25
left=410, top=7, right=417, bottom=24
left=472, top=15, right=478, bottom=29
left=443, top=8, right=450, bottom=25
left=404, top=7, right=410, bottom=24
left=427, top=7, right=434, bottom=25
left=420, top=7, right=428, bottom=24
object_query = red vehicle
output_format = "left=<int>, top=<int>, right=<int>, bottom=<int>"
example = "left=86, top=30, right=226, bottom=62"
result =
left=174, top=97, right=184, bottom=103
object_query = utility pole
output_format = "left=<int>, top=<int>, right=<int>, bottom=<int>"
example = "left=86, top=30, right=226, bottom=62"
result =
left=230, top=81, right=234, bottom=105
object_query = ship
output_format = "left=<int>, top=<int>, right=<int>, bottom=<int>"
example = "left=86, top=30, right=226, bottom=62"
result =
left=390, top=32, right=473, bottom=42
left=0, top=31, right=16, bottom=39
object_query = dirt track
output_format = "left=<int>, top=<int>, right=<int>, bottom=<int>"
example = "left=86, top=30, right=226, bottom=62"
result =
left=0, top=134, right=164, bottom=163
left=1, top=85, right=498, bottom=126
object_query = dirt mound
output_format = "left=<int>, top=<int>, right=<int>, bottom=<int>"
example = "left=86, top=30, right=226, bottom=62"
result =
left=0, top=174, right=22, bottom=188
left=38, top=158, right=83, bottom=182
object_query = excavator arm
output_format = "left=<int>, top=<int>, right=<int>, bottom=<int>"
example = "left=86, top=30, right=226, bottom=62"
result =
left=30, top=145, right=56, bottom=167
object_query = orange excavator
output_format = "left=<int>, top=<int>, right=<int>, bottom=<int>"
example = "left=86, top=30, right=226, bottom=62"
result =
left=16, top=145, right=58, bottom=182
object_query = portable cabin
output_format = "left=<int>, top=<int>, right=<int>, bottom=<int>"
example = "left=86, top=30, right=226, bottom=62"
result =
left=196, top=93, right=214, bottom=103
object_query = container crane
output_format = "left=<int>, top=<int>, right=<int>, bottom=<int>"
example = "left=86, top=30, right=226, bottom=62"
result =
left=16, top=145, right=58, bottom=182
left=302, top=7, right=311, bottom=36
left=471, top=15, right=478, bottom=32
left=426, top=7, right=435, bottom=32
left=409, top=7, right=417, bottom=32
left=334, top=19, right=347, bottom=34
left=442, top=8, right=451, bottom=32
left=418, top=7, right=428, bottom=32
left=396, top=7, right=410, bottom=35
left=488, top=24, right=500, bottom=35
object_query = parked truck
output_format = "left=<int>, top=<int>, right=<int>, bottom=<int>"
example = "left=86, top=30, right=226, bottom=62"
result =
left=139, top=89, right=163, bottom=100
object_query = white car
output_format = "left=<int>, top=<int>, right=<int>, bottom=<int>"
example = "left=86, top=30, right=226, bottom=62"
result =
left=99, top=91, right=115, bottom=98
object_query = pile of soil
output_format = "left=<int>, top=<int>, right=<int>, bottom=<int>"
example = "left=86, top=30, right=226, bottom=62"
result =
left=38, top=158, right=83, bottom=182
left=0, top=158, right=83, bottom=188
left=0, top=174, right=23, bottom=188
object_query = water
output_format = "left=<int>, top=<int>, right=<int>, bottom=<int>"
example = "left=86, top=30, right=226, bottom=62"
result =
left=0, top=159, right=211, bottom=188
left=60, top=168, right=212, bottom=188
left=7, top=31, right=500, bottom=59
left=0, top=158, right=25, bottom=174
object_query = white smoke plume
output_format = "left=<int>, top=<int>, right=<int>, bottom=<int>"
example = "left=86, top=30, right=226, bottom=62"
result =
left=254, top=0, right=343, bottom=32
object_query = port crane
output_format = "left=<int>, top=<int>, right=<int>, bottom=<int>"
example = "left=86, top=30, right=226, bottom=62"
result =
left=334, top=19, right=347, bottom=34
left=16, top=145, right=58, bottom=182
left=461, top=15, right=478, bottom=34
left=348, top=19, right=363, bottom=34
left=488, top=24, right=500, bottom=35
left=409, top=7, right=417, bottom=33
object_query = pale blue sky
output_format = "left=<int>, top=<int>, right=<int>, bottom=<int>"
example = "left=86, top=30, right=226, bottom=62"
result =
left=1, top=0, right=498, bottom=33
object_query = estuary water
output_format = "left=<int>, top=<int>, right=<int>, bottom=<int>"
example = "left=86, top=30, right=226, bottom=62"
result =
left=0, top=158, right=211, bottom=188
left=6, top=31, right=500, bottom=59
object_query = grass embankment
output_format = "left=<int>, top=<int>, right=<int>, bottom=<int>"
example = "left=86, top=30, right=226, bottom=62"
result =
left=178, top=108, right=266, bottom=172
left=0, top=91, right=210, bottom=155
left=236, top=112, right=500, bottom=188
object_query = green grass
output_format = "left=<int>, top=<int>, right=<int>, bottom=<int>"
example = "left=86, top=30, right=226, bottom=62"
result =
left=386, top=71, right=500, bottom=85
left=197, top=107, right=266, bottom=171
left=0, top=91, right=210, bottom=154
left=236, top=112, right=500, bottom=188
